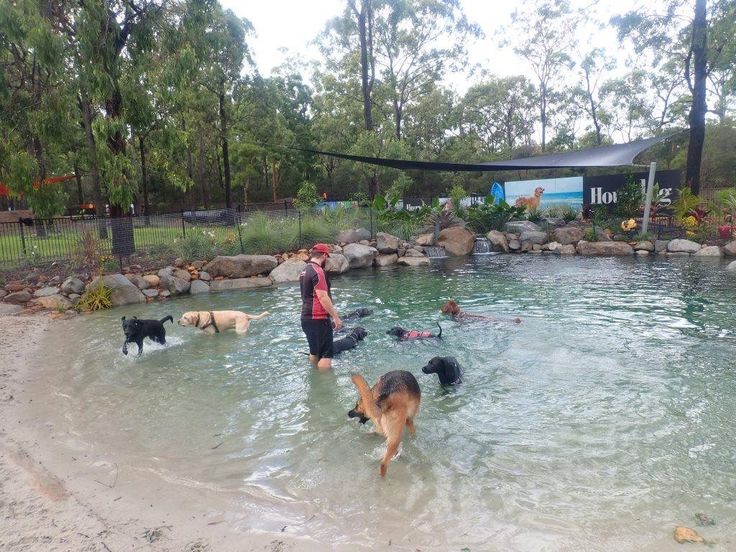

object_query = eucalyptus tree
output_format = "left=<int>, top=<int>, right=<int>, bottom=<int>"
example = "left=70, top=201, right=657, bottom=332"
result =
left=574, top=48, right=615, bottom=146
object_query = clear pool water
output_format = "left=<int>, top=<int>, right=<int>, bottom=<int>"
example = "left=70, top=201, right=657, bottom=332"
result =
left=33, top=255, right=736, bottom=550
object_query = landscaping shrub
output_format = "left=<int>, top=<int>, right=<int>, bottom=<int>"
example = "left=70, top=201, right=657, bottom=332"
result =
left=241, top=213, right=293, bottom=254
left=77, top=282, right=113, bottom=312
left=465, top=199, right=526, bottom=233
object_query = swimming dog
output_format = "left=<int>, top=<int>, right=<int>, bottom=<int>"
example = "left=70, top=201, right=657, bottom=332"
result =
left=121, top=315, right=173, bottom=356
left=441, top=300, right=522, bottom=324
left=386, top=322, right=442, bottom=340
left=421, top=356, right=463, bottom=385
left=333, top=326, right=368, bottom=355
left=342, top=308, right=373, bottom=322
left=348, top=370, right=421, bottom=477
left=514, top=186, right=544, bottom=211
left=177, top=310, right=269, bottom=335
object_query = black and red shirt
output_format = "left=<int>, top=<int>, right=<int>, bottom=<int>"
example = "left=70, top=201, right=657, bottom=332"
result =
left=300, top=261, right=331, bottom=320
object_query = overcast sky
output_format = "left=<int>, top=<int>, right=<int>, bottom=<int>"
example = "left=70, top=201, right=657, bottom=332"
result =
left=220, top=0, right=643, bottom=91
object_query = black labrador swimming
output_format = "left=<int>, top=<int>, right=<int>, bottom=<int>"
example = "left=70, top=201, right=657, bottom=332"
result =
left=387, top=322, right=442, bottom=340
left=334, top=308, right=374, bottom=333
left=333, top=326, right=368, bottom=355
left=421, top=356, right=463, bottom=385
left=121, top=315, right=173, bottom=356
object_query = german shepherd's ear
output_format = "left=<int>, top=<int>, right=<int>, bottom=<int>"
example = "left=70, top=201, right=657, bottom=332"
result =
left=350, top=374, right=381, bottom=420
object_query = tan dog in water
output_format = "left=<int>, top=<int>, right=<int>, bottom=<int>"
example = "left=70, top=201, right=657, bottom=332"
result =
left=348, top=370, right=421, bottom=477
left=177, top=310, right=269, bottom=335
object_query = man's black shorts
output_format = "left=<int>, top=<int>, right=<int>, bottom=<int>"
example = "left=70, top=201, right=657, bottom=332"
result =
left=301, top=318, right=333, bottom=359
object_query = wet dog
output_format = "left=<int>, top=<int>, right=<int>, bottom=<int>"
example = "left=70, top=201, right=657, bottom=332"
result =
left=333, top=326, right=368, bottom=355
left=121, top=315, right=173, bottom=356
left=342, top=308, right=373, bottom=322
left=421, top=356, right=463, bottom=385
left=348, top=370, right=421, bottom=477
left=387, top=322, right=442, bottom=340
left=177, top=310, right=269, bottom=335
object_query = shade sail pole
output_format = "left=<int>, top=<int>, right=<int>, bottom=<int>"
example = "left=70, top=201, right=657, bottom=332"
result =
left=641, top=161, right=657, bottom=235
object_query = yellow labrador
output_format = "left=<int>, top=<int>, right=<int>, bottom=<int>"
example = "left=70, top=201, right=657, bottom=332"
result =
left=177, top=310, right=269, bottom=335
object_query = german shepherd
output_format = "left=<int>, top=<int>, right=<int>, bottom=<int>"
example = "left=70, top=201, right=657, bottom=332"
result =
left=348, top=370, right=421, bottom=477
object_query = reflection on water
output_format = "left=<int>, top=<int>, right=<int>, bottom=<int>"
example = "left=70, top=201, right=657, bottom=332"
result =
left=36, top=255, right=736, bottom=550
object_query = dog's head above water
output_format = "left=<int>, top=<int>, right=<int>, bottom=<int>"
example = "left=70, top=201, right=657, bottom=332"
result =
left=386, top=326, right=405, bottom=337
left=121, top=316, right=142, bottom=337
left=349, top=326, right=368, bottom=341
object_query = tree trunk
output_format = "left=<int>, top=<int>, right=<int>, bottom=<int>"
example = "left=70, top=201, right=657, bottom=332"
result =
left=219, top=87, right=233, bottom=209
left=74, top=163, right=84, bottom=205
left=138, top=135, right=150, bottom=226
left=393, top=98, right=402, bottom=140
left=271, top=160, right=278, bottom=203
left=355, top=0, right=374, bottom=131
left=685, top=0, right=708, bottom=195
left=79, top=90, right=107, bottom=239
left=198, top=133, right=208, bottom=209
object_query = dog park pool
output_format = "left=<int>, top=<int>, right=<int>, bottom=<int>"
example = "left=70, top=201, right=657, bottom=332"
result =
left=25, top=255, right=736, bottom=551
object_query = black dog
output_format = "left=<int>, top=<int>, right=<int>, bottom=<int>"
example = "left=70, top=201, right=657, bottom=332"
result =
left=342, top=308, right=373, bottom=322
left=387, top=322, right=442, bottom=340
left=421, top=356, right=463, bottom=385
left=121, top=315, right=173, bottom=356
left=333, top=326, right=368, bottom=355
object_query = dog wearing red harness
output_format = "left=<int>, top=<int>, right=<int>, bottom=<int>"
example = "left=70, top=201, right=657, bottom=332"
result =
left=386, top=322, right=442, bottom=340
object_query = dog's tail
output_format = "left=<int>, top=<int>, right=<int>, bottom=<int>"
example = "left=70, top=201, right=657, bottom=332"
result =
left=246, top=311, right=270, bottom=320
left=160, top=315, right=174, bottom=324
left=436, top=322, right=442, bottom=338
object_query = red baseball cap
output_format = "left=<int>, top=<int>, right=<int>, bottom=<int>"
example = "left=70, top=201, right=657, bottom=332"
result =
left=311, top=243, right=331, bottom=256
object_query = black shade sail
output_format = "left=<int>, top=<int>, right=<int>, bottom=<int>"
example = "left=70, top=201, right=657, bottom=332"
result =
left=294, top=134, right=672, bottom=172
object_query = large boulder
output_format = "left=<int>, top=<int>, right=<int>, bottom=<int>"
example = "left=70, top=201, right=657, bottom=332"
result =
left=203, top=255, right=278, bottom=278
left=576, top=241, right=634, bottom=256
left=723, top=240, right=736, bottom=256
left=727, top=260, right=736, bottom=272
left=667, top=239, right=701, bottom=254
left=376, top=232, right=400, bottom=254
left=504, top=220, right=541, bottom=234
left=343, top=243, right=378, bottom=269
left=414, top=233, right=435, bottom=246
left=375, top=253, right=398, bottom=267
left=519, top=231, right=548, bottom=245
left=269, top=258, right=307, bottom=284
left=693, top=245, right=722, bottom=257
left=3, top=290, right=32, bottom=304
left=0, top=303, right=22, bottom=315
left=552, top=226, right=585, bottom=245
left=125, top=274, right=150, bottom=290
left=654, top=240, right=670, bottom=254
left=143, top=274, right=160, bottom=288
left=34, top=286, right=60, bottom=298
left=61, top=277, right=85, bottom=295
left=436, top=227, right=475, bottom=256
left=189, top=280, right=209, bottom=295
left=397, top=256, right=430, bottom=266
left=486, top=230, right=509, bottom=253
left=337, top=228, right=371, bottom=244
left=324, top=253, right=350, bottom=274
left=209, top=277, right=272, bottom=292
left=634, top=240, right=655, bottom=252
left=88, top=274, right=146, bottom=307
left=559, top=244, right=577, bottom=255
left=34, top=295, right=73, bottom=310
left=158, top=267, right=192, bottom=295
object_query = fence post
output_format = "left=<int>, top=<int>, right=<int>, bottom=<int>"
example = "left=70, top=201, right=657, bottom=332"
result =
left=236, top=212, right=245, bottom=254
left=298, top=210, right=302, bottom=249
left=369, top=204, right=374, bottom=238
left=181, top=210, right=186, bottom=238
left=18, top=220, right=27, bottom=256
left=284, top=199, right=288, bottom=215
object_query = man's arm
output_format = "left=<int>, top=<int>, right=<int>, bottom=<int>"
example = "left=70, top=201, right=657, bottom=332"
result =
left=315, top=289, right=342, bottom=330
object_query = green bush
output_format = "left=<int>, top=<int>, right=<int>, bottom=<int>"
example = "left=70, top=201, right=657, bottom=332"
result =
left=560, top=205, right=579, bottom=222
left=616, top=176, right=644, bottom=218
left=173, top=228, right=217, bottom=261
left=77, top=282, right=113, bottom=312
left=299, top=215, right=337, bottom=248
left=293, top=181, right=320, bottom=212
left=465, top=199, right=526, bottom=233
left=583, top=228, right=599, bottom=242
left=241, top=213, right=293, bottom=254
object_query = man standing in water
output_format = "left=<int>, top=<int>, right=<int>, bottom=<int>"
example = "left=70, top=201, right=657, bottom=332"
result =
left=300, top=243, right=342, bottom=371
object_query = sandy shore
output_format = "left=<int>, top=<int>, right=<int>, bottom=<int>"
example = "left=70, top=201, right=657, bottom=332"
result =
left=0, top=314, right=312, bottom=552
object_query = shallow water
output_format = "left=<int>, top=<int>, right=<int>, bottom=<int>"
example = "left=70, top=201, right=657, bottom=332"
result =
left=34, top=255, right=736, bottom=550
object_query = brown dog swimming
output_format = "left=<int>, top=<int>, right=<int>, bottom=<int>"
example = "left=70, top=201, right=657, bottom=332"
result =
left=348, top=370, right=421, bottom=477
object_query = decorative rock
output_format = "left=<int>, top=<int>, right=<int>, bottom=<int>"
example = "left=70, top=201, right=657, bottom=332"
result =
left=61, top=277, right=85, bottom=295
left=34, top=295, right=73, bottom=310
left=189, top=279, right=210, bottom=294
left=673, top=527, right=704, bottom=544
left=532, top=243, right=542, bottom=251
left=520, top=241, right=532, bottom=253
left=125, top=274, right=150, bottom=290
left=695, top=513, right=715, bottom=527
left=143, top=274, right=160, bottom=287
left=143, top=289, right=159, bottom=298
left=324, top=253, right=350, bottom=274
left=269, top=258, right=307, bottom=284
left=667, top=239, right=701, bottom=254
left=375, top=254, right=399, bottom=267
left=634, top=240, right=655, bottom=252
left=404, top=248, right=425, bottom=257
left=68, top=293, right=81, bottom=306
left=191, top=260, right=206, bottom=269
left=559, top=244, right=576, bottom=255
left=655, top=240, right=670, bottom=253
left=34, top=286, right=60, bottom=298
left=552, top=226, right=584, bottom=245
left=0, top=289, right=6, bottom=299
left=486, top=230, right=509, bottom=253
left=576, top=241, right=634, bottom=256
left=667, top=252, right=692, bottom=257
left=397, top=256, right=430, bottom=266
left=519, top=231, right=548, bottom=245
left=209, top=277, right=273, bottom=292
left=414, top=233, right=434, bottom=246
left=4, top=282, right=26, bottom=292
left=174, top=257, right=187, bottom=267
left=727, top=260, right=736, bottom=272
left=545, top=241, right=561, bottom=251
left=203, top=255, right=278, bottom=278
left=636, top=250, right=650, bottom=256
left=693, top=246, right=722, bottom=257
left=508, top=239, right=521, bottom=251
left=159, top=290, right=171, bottom=298
left=436, top=227, right=475, bottom=256
left=88, top=274, right=146, bottom=307
left=198, top=271, right=211, bottom=282
left=158, top=267, right=192, bottom=295
left=343, top=243, right=378, bottom=269
left=0, top=303, right=22, bottom=315
left=723, top=240, right=736, bottom=256
left=504, top=220, right=541, bottom=234
left=4, top=290, right=32, bottom=304
left=337, top=228, right=371, bottom=244
left=376, top=232, right=400, bottom=254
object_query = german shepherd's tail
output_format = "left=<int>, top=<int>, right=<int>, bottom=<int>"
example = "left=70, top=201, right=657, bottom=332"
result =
left=160, top=315, right=174, bottom=324
left=436, top=322, right=442, bottom=338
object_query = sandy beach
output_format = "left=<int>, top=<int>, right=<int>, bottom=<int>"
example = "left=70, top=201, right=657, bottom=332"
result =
left=0, top=314, right=312, bottom=552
